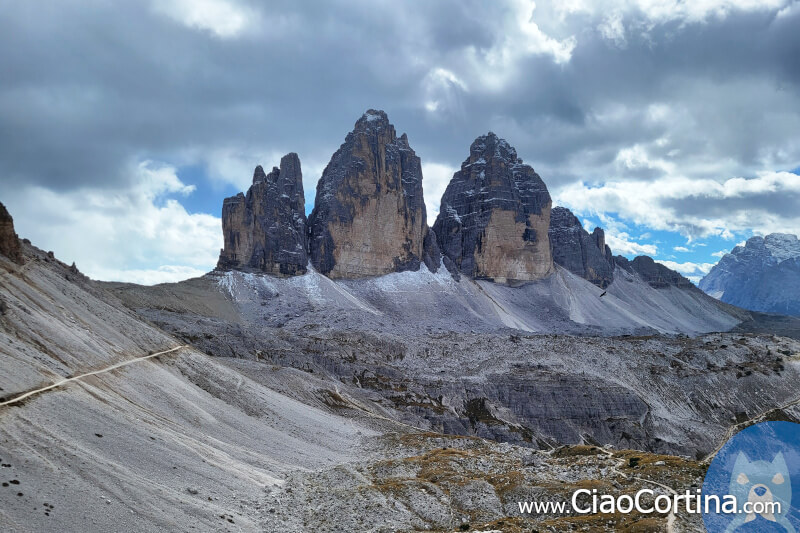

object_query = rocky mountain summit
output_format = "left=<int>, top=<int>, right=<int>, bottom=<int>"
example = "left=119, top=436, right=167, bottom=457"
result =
left=432, top=133, right=553, bottom=283
left=217, top=153, right=308, bottom=276
left=0, top=201, right=21, bottom=263
left=308, top=110, right=438, bottom=278
left=548, top=206, right=615, bottom=288
left=700, top=233, right=800, bottom=316
left=211, top=111, right=707, bottom=294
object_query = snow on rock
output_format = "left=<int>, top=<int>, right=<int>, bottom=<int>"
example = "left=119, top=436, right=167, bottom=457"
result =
left=700, top=233, right=800, bottom=316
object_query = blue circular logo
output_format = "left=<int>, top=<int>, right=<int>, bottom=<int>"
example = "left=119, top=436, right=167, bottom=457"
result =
left=703, top=421, right=800, bottom=532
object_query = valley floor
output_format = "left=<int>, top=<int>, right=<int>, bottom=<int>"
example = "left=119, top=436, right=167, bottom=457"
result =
left=2, top=244, right=800, bottom=532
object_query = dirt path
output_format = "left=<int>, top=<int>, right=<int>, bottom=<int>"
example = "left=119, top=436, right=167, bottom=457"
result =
left=701, top=392, right=800, bottom=464
left=0, top=345, right=188, bottom=409
left=594, top=446, right=678, bottom=533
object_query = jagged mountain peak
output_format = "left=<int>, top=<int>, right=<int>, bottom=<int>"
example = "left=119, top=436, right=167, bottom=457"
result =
left=468, top=132, right=520, bottom=165
left=308, top=109, right=437, bottom=278
left=217, top=153, right=308, bottom=276
left=700, top=232, right=800, bottom=315
left=549, top=206, right=615, bottom=288
left=252, top=164, right=268, bottom=184
left=356, top=108, right=390, bottom=128
left=433, top=133, right=553, bottom=283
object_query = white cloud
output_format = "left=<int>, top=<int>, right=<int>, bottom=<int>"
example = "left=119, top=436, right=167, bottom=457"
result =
left=655, top=260, right=715, bottom=276
left=777, top=1, right=800, bottom=18
left=514, top=0, right=577, bottom=64
left=421, top=161, right=458, bottom=225
left=459, top=1, right=578, bottom=93
left=422, top=68, right=468, bottom=117
left=7, top=161, right=221, bottom=284
left=203, top=147, right=287, bottom=191
left=555, top=170, right=800, bottom=240
left=89, top=265, right=209, bottom=286
left=558, top=0, right=788, bottom=25
left=152, top=0, right=260, bottom=38
left=598, top=12, right=627, bottom=46
left=711, top=249, right=729, bottom=257
left=604, top=231, right=658, bottom=256
left=614, top=144, right=676, bottom=174
left=673, top=246, right=689, bottom=252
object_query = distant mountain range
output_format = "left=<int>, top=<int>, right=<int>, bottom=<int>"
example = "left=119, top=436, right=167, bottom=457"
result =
left=700, top=233, right=800, bottom=317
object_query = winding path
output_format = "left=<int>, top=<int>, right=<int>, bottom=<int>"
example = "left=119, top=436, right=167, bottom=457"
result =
left=0, top=345, right=188, bottom=409
left=594, top=446, right=678, bottom=533
left=701, top=392, right=800, bottom=464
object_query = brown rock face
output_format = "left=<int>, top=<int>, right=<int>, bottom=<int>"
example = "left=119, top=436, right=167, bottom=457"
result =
left=308, top=110, right=435, bottom=278
left=432, top=133, right=553, bottom=283
left=217, top=153, right=308, bottom=276
left=0, top=202, right=21, bottom=262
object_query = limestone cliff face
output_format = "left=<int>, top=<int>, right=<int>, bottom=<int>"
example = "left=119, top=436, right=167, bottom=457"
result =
left=0, top=202, right=21, bottom=263
left=308, top=110, right=435, bottom=278
left=432, top=133, right=553, bottom=283
left=548, top=206, right=614, bottom=288
left=217, top=153, right=308, bottom=276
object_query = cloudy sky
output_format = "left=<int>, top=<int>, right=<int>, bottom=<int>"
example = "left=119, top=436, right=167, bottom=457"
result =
left=2, top=0, right=799, bottom=284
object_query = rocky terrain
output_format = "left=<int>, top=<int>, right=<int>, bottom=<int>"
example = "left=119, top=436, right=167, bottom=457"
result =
left=4, top=235, right=800, bottom=532
left=433, top=133, right=553, bottom=283
left=308, top=110, right=438, bottom=279
left=3, top=110, right=800, bottom=532
left=217, top=153, right=308, bottom=276
left=0, top=202, right=21, bottom=263
left=700, top=233, right=800, bottom=316
left=548, top=206, right=615, bottom=288
left=105, top=266, right=800, bottom=459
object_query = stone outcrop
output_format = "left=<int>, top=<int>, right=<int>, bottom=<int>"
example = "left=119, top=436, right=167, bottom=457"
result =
left=615, top=255, right=695, bottom=289
left=548, top=206, right=614, bottom=288
left=699, top=234, right=800, bottom=316
left=432, top=133, right=553, bottom=283
left=0, top=202, right=21, bottom=263
left=308, top=110, right=436, bottom=278
left=217, top=153, right=308, bottom=276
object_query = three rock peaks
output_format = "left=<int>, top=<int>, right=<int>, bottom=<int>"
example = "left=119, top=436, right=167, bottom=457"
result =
left=217, top=109, right=616, bottom=286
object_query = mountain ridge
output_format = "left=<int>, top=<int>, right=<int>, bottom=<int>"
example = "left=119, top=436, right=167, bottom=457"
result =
left=700, top=233, right=800, bottom=316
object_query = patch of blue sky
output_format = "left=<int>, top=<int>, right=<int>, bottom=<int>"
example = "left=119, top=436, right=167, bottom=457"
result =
left=174, top=164, right=240, bottom=217
left=576, top=211, right=749, bottom=271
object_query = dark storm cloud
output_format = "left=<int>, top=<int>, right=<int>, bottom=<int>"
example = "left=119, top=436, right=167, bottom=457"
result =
left=1, top=0, right=800, bottom=211
left=0, top=0, right=504, bottom=191
left=662, top=190, right=800, bottom=220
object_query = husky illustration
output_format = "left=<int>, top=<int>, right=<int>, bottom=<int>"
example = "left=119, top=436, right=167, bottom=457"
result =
left=725, top=451, right=795, bottom=533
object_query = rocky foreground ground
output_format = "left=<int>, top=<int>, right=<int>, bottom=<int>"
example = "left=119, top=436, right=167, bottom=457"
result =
left=2, top=210, right=800, bottom=531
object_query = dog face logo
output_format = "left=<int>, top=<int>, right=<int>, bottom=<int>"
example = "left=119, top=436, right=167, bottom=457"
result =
left=725, top=452, right=795, bottom=533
